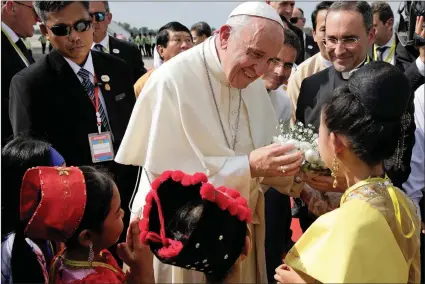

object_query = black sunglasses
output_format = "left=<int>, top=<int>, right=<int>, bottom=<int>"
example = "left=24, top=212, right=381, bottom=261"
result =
left=90, top=12, right=107, bottom=22
left=47, top=19, right=92, bottom=36
left=290, top=17, right=301, bottom=24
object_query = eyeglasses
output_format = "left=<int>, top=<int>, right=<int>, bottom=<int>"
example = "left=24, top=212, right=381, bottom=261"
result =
left=323, top=36, right=360, bottom=48
left=46, top=19, right=92, bottom=36
left=14, top=1, right=36, bottom=13
left=90, top=12, right=107, bottom=22
left=290, top=17, right=302, bottom=24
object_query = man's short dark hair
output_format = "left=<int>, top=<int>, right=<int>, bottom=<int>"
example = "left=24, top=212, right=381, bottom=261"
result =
left=283, top=28, right=301, bottom=57
left=311, top=1, right=334, bottom=31
left=327, top=1, right=373, bottom=32
left=34, top=1, right=89, bottom=22
left=370, top=1, right=394, bottom=24
left=190, top=21, right=212, bottom=38
left=156, top=21, right=191, bottom=48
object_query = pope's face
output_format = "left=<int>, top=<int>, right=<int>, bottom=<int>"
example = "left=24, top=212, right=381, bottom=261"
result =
left=219, top=18, right=284, bottom=89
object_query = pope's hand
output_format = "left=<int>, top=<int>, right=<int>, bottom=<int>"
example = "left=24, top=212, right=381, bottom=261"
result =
left=249, top=143, right=303, bottom=178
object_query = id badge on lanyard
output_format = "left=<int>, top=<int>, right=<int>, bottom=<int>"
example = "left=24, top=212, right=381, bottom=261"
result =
left=87, top=77, right=114, bottom=163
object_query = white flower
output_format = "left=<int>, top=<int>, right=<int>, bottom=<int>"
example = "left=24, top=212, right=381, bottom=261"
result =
left=305, top=149, right=320, bottom=164
left=299, top=141, right=313, bottom=151
left=273, top=135, right=288, bottom=145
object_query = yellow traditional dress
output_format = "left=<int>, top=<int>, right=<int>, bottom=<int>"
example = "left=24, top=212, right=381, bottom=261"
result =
left=285, top=177, right=421, bottom=283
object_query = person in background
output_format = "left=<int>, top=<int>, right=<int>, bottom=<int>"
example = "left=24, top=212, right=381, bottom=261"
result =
left=261, top=28, right=301, bottom=284
left=287, top=1, right=333, bottom=125
left=134, top=21, right=193, bottom=97
left=291, top=6, right=319, bottom=60
left=290, top=7, right=305, bottom=29
left=150, top=32, right=156, bottom=57
left=190, top=21, right=212, bottom=45
left=370, top=2, right=398, bottom=66
left=89, top=1, right=146, bottom=84
left=1, top=136, right=65, bottom=284
left=144, top=32, right=152, bottom=57
left=1, top=0, right=38, bottom=146
left=267, top=1, right=305, bottom=64
left=38, top=33, right=46, bottom=54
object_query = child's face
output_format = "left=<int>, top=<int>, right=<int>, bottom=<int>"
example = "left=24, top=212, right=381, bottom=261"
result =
left=97, top=184, right=125, bottom=249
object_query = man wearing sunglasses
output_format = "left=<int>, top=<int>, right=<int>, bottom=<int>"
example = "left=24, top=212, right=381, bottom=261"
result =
left=9, top=1, right=138, bottom=259
left=89, top=1, right=146, bottom=85
left=296, top=1, right=422, bottom=232
left=267, top=1, right=305, bottom=65
left=1, top=0, right=38, bottom=146
left=291, top=7, right=319, bottom=60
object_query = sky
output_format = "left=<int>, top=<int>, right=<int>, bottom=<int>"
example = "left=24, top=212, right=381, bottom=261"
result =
left=109, top=1, right=402, bottom=31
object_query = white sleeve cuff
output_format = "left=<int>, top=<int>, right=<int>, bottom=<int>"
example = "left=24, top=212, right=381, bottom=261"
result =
left=416, top=57, right=425, bottom=77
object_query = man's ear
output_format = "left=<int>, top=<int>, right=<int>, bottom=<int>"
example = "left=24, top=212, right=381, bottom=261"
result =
left=157, top=44, right=164, bottom=60
left=219, top=25, right=231, bottom=50
left=40, top=24, right=50, bottom=40
left=106, top=12, right=112, bottom=25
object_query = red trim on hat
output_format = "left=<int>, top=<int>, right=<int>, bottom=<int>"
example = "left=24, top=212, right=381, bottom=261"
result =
left=139, top=170, right=252, bottom=259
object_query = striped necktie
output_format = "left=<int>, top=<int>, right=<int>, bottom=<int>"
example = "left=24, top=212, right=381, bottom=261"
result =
left=94, top=44, right=105, bottom=53
left=77, top=68, right=111, bottom=132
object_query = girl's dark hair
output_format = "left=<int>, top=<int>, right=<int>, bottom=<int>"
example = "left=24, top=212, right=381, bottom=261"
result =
left=3, top=136, right=52, bottom=283
left=322, top=61, right=411, bottom=167
left=65, top=166, right=114, bottom=249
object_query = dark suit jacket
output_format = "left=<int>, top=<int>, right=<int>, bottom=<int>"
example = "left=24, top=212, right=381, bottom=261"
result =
left=9, top=50, right=138, bottom=219
left=304, top=34, right=319, bottom=60
left=296, top=61, right=420, bottom=189
left=108, top=35, right=147, bottom=84
left=1, top=30, right=31, bottom=146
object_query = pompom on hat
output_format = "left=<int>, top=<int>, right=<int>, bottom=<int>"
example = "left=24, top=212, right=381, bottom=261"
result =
left=139, top=170, right=251, bottom=277
left=20, top=166, right=87, bottom=242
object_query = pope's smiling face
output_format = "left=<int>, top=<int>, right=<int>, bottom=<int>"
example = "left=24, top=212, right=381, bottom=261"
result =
left=218, top=17, right=283, bottom=89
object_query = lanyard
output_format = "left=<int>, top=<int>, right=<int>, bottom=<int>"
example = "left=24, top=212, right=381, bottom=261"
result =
left=87, top=76, right=102, bottom=134
left=1, top=27, right=30, bottom=66
left=373, top=39, right=396, bottom=63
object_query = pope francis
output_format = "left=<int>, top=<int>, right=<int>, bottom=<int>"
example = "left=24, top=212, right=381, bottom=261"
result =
left=116, top=2, right=304, bottom=283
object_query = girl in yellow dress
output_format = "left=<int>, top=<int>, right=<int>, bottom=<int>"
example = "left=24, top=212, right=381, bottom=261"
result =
left=276, top=61, right=421, bottom=283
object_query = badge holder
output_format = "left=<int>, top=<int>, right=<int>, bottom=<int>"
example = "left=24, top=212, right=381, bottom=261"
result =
left=87, top=79, right=115, bottom=163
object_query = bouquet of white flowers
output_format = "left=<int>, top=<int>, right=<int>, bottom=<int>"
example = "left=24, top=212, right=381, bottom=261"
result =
left=273, top=122, right=331, bottom=176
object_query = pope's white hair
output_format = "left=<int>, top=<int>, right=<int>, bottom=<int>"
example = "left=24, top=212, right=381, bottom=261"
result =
left=226, top=15, right=254, bottom=39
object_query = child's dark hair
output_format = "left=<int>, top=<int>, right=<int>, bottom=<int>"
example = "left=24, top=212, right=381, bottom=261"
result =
left=3, top=136, right=51, bottom=283
left=65, top=166, right=114, bottom=249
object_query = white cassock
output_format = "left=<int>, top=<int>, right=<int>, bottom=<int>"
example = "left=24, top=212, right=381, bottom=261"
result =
left=115, top=36, right=302, bottom=283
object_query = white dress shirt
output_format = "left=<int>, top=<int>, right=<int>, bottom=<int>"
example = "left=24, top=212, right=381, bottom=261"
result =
left=376, top=33, right=396, bottom=65
left=91, top=34, right=109, bottom=53
left=403, top=84, right=424, bottom=219
left=63, top=52, right=111, bottom=128
left=1, top=21, right=19, bottom=43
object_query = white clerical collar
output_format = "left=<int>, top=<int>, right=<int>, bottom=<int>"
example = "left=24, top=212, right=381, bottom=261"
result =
left=319, top=53, right=332, bottom=68
left=204, top=36, right=228, bottom=85
left=379, top=33, right=395, bottom=48
left=64, top=52, right=95, bottom=77
left=341, top=56, right=368, bottom=80
left=1, top=22, right=19, bottom=43
left=92, top=34, right=109, bottom=51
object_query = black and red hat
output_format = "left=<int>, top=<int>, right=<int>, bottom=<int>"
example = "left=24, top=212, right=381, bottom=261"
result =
left=139, top=170, right=251, bottom=278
